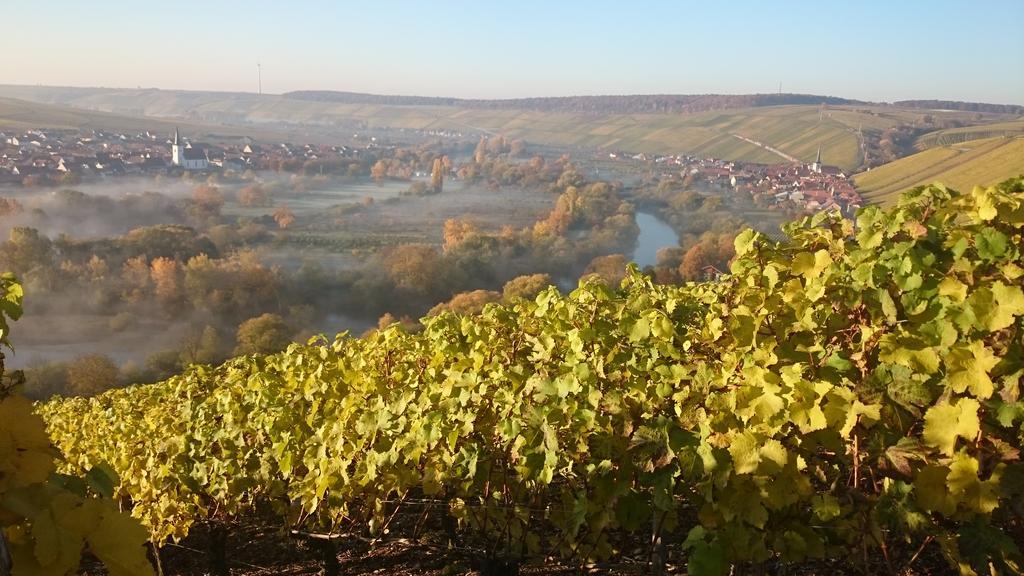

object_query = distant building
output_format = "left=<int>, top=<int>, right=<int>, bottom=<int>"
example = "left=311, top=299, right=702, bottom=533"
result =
left=810, top=147, right=822, bottom=174
left=171, top=128, right=208, bottom=170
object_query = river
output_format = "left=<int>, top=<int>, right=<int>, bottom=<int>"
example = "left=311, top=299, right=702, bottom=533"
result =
left=631, top=212, right=679, bottom=268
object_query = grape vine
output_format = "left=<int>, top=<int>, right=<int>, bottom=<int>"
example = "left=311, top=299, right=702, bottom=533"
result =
left=0, top=273, right=154, bottom=576
left=37, top=178, right=1024, bottom=575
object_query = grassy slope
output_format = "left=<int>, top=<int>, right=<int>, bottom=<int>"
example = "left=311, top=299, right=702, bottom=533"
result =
left=0, top=85, right=954, bottom=173
left=854, top=136, right=1024, bottom=204
left=0, top=96, right=301, bottom=143
left=3, top=86, right=1016, bottom=175
left=915, top=119, right=1024, bottom=149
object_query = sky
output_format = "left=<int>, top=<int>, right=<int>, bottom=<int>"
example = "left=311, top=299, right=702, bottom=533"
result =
left=3, top=1, right=1023, bottom=104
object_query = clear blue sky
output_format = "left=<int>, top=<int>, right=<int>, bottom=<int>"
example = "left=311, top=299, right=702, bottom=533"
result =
left=4, top=0, right=1023, bottom=104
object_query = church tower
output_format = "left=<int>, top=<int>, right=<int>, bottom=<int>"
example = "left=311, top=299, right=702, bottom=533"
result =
left=811, top=147, right=822, bottom=174
left=172, top=127, right=182, bottom=166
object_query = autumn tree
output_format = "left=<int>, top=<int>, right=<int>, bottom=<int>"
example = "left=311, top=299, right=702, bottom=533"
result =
left=0, top=197, right=23, bottom=217
left=273, top=205, right=296, bottom=229
left=237, top=184, right=269, bottom=207
left=188, top=184, right=223, bottom=226
left=502, top=273, right=551, bottom=301
left=150, top=257, right=183, bottom=310
left=678, top=232, right=736, bottom=280
left=371, top=159, right=388, bottom=183
left=584, top=254, right=629, bottom=286
left=192, top=184, right=224, bottom=211
left=442, top=218, right=480, bottom=252
left=86, top=255, right=109, bottom=281
left=474, top=137, right=487, bottom=164
left=427, top=289, right=501, bottom=317
left=66, top=354, right=119, bottom=397
left=120, top=256, right=152, bottom=304
left=430, top=157, right=444, bottom=193
left=382, top=244, right=444, bottom=295
left=533, top=186, right=579, bottom=237
left=234, top=313, right=294, bottom=356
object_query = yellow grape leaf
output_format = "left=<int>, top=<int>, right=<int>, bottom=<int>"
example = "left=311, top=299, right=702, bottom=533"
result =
left=946, top=454, right=1002, bottom=514
left=0, top=396, right=56, bottom=492
left=946, top=341, right=998, bottom=399
left=923, top=398, right=980, bottom=456
left=30, top=508, right=82, bottom=575
left=938, top=277, right=968, bottom=303
left=85, top=501, right=156, bottom=576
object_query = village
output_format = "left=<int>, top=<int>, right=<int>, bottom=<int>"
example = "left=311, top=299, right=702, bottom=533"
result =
left=611, top=149, right=864, bottom=215
left=0, top=127, right=375, bottom=186
left=1, top=125, right=864, bottom=216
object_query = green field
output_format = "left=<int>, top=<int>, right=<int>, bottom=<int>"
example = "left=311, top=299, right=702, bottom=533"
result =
left=854, top=136, right=1024, bottom=204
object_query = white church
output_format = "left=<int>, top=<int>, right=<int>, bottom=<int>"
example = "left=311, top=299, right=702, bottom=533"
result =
left=171, top=128, right=209, bottom=170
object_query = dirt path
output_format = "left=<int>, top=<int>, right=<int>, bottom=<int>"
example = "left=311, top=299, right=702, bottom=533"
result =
left=731, top=133, right=799, bottom=163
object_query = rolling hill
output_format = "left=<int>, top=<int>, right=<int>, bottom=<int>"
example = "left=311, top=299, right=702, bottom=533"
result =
left=1, top=85, right=1006, bottom=173
left=0, top=96, right=315, bottom=144
left=854, top=135, right=1024, bottom=204
left=1, top=85, right=1018, bottom=174
left=914, top=119, right=1024, bottom=149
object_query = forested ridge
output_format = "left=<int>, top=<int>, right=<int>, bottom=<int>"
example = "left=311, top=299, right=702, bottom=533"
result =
left=3, top=177, right=1024, bottom=575
left=283, top=91, right=868, bottom=115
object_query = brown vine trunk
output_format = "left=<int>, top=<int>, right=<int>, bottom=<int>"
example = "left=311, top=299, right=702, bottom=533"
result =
left=650, top=515, right=667, bottom=576
left=149, top=542, right=164, bottom=576
left=312, top=539, right=340, bottom=576
left=207, top=523, right=229, bottom=576
left=0, top=530, right=12, bottom=576
left=479, top=556, right=520, bottom=576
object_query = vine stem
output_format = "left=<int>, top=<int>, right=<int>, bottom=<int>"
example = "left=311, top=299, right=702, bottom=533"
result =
left=903, top=535, right=934, bottom=572
left=150, top=541, right=164, bottom=576
left=852, top=433, right=860, bottom=489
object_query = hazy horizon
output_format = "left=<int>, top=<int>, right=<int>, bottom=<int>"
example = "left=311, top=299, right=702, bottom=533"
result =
left=4, top=1, right=1023, bottom=105
left=3, top=81, right=1022, bottom=107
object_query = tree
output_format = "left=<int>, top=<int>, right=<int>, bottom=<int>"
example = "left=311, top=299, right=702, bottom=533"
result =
left=679, top=232, right=735, bottom=280
left=188, top=185, right=223, bottom=226
left=430, top=157, right=444, bottom=193
left=66, top=354, right=119, bottom=397
left=584, top=254, right=629, bottom=286
left=382, top=244, right=443, bottom=295
left=371, top=160, right=388, bottom=183
left=427, top=290, right=501, bottom=317
left=273, top=205, right=295, bottom=229
left=150, top=257, right=183, bottom=309
left=234, top=313, right=294, bottom=356
left=192, top=184, right=224, bottom=211
left=121, top=256, right=152, bottom=304
left=0, top=197, right=23, bottom=217
left=237, top=184, right=269, bottom=207
left=1, top=227, right=53, bottom=276
left=474, top=137, right=487, bottom=164
left=180, top=325, right=223, bottom=367
left=502, top=273, right=551, bottom=301
left=442, top=218, right=479, bottom=252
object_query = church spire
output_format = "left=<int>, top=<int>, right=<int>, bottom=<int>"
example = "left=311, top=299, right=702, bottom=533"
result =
left=174, top=127, right=179, bottom=146
left=814, top=147, right=821, bottom=165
